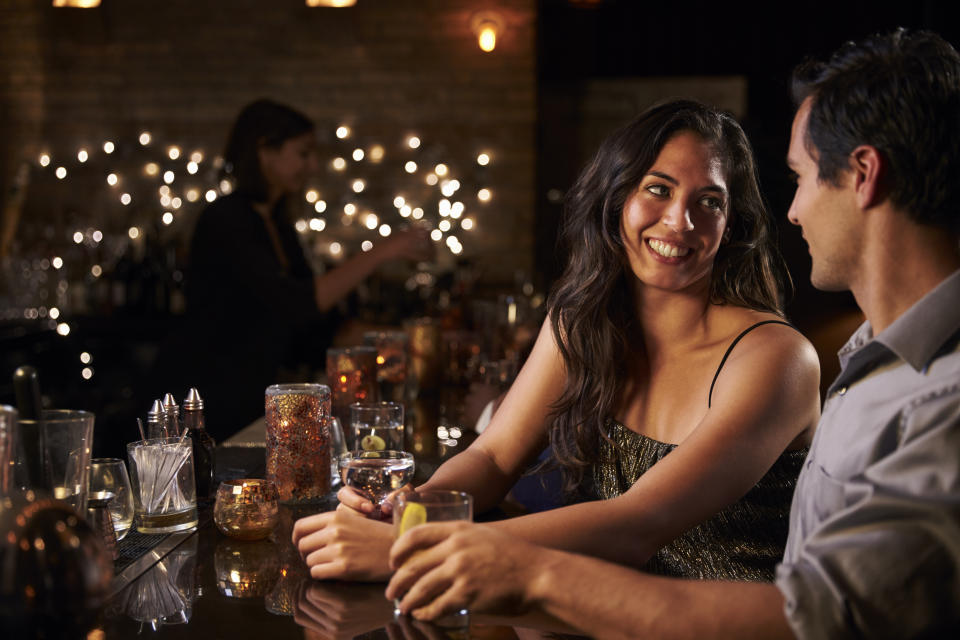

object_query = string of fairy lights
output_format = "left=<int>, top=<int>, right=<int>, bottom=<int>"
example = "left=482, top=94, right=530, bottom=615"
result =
left=3, top=123, right=496, bottom=381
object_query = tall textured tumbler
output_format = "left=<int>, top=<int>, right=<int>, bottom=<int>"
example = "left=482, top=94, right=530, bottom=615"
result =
left=265, top=384, right=331, bottom=504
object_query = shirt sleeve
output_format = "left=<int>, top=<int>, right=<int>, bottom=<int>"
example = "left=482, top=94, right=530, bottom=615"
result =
left=775, top=385, right=960, bottom=639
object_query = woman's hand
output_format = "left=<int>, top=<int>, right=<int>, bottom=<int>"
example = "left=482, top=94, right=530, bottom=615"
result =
left=379, top=226, right=434, bottom=263
left=292, top=509, right=394, bottom=582
left=386, top=522, right=542, bottom=620
left=335, top=485, right=376, bottom=517
left=294, top=580, right=395, bottom=640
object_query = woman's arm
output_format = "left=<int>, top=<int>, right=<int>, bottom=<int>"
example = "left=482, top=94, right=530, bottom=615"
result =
left=312, top=227, right=432, bottom=312
left=414, top=319, right=566, bottom=511
left=485, top=324, right=821, bottom=567
left=294, top=318, right=566, bottom=578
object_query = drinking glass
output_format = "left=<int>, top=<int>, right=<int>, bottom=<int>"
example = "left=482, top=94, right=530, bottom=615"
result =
left=328, top=416, right=347, bottom=488
left=338, top=450, right=414, bottom=519
left=15, top=409, right=95, bottom=514
left=350, top=401, right=404, bottom=452
left=393, top=490, right=474, bottom=632
left=127, top=437, right=198, bottom=534
left=89, top=458, right=135, bottom=541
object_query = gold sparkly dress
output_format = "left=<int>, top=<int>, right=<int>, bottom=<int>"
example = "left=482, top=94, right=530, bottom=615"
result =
left=591, top=420, right=807, bottom=581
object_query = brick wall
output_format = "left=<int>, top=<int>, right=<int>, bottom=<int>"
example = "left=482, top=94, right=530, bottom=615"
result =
left=0, top=0, right=535, bottom=285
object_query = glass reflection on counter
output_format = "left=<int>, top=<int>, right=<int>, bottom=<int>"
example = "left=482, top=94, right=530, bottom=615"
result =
left=214, top=538, right=280, bottom=598
left=113, top=536, right=198, bottom=631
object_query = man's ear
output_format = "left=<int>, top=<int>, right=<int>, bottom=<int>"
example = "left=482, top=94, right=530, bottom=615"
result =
left=849, top=145, right=885, bottom=209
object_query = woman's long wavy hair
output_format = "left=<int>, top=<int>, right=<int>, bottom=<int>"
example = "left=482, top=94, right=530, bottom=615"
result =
left=546, top=99, right=789, bottom=493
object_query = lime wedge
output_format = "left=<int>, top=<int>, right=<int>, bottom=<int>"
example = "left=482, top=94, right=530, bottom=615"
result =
left=360, top=434, right=386, bottom=451
left=398, top=502, right=427, bottom=535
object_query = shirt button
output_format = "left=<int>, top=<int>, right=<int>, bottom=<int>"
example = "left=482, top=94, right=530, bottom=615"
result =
left=837, top=386, right=847, bottom=396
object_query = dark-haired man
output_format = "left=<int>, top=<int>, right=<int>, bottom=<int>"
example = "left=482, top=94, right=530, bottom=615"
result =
left=386, top=29, right=960, bottom=639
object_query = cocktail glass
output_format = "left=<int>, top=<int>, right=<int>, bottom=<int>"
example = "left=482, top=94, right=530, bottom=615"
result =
left=338, top=450, right=414, bottom=519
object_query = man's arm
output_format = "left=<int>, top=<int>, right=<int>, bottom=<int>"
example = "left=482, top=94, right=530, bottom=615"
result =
left=387, top=522, right=794, bottom=640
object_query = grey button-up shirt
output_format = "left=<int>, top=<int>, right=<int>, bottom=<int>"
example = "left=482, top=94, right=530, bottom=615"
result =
left=776, top=269, right=960, bottom=638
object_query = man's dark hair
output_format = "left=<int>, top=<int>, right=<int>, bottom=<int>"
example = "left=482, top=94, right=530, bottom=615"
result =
left=792, top=29, right=960, bottom=233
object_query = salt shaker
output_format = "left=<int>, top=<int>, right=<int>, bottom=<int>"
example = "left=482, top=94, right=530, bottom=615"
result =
left=146, top=399, right=165, bottom=439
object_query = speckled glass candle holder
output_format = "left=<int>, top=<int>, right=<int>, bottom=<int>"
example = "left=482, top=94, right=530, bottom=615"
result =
left=265, top=384, right=331, bottom=504
left=213, top=479, right=279, bottom=540
left=326, top=346, right=378, bottom=425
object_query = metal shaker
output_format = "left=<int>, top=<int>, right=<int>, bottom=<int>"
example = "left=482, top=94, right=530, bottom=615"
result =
left=87, top=490, right=119, bottom=561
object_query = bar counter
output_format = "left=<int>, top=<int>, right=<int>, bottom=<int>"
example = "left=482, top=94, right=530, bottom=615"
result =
left=97, top=429, right=581, bottom=639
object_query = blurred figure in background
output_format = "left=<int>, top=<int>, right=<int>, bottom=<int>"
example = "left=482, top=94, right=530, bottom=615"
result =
left=161, top=100, right=432, bottom=440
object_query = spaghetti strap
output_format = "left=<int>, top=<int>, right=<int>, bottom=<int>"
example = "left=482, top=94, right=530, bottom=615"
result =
left=708, top=320, right=796, bottom=408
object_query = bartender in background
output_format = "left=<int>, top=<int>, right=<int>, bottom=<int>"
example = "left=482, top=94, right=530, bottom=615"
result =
left=171, top=99, right=432, bottom=440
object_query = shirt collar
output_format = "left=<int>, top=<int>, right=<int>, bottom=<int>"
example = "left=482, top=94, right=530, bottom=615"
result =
left=838, top=269, right=960, bottom=373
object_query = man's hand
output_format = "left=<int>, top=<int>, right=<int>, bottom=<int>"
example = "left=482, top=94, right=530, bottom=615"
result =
left=386, top=522, right=544, bottom=621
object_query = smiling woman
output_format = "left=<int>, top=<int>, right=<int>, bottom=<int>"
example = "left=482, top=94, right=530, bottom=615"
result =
left=293, top=99, right=821, bottom=584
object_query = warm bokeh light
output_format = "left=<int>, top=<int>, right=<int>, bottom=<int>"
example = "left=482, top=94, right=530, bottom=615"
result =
left=77, top=149, right=88, bottom=163
left=106, top=173, right=118, bottom=186
left=477, top=152, right=490, bottom=166
left=369, top=144, right=385, bottom=162
left=352, top=179, right=365, bottom=193
left=344, top=203, right=357, bottom=215
left=478, top=188, right=492, bottom=202
left=139, top=132, right=152, bottom=146
left=404, top=161, right=417, bottom=173
left=332, top=157, right=347, bottom=171
left=168, top=146, right=181, bottom=160
left=379, top=224, right=391, bottom=237
left=352, top=148, right=364, bottom=161
left=314, top=200, right=327, bottom=213
left=103, top=141, right=115, bottom=154
left=162, top=212, right=174, bottom=225
left=336, top=126, right=350, bottom=139
left=128, top=227, right=140, bottom=239
left=478, top=25, right=497, bottom=52
left=361, top=240, right=373, bottom=252
left=407, top=136, right=421, bottom=149
left=55, top=167, right=67, bottom=179
left=462, top=218, right=474, bottom=230
left=306, top=189, right=319, bottom=203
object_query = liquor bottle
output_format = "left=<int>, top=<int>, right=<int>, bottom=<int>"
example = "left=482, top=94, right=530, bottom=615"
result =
left=182, top=388, right=216, bottom=499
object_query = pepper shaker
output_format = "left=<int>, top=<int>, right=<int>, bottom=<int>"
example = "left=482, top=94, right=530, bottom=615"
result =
left=183, top=388, right=216, bottom=499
